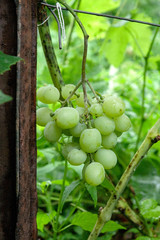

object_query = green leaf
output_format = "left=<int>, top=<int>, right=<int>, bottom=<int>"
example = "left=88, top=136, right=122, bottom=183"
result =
left=37, top=211, right=51, bottom=232
left=0, top=90, right=12, bottom=105
left=85, top=183, right=97, bottom=207
left=101, top=26, right=129, bottom=67
left=126, top=13, right=152, bottom=57
left=71, top=211, right=97, bottom=232
left=140, top=199, right=158, bottom=215
left=71, top=211, right=125, bottom=232
left=101, top=178, right=115, bottom=192
left=76, top=0, right=120, bottom=39
left=142, top=206, right=160, bottom=220
left=0, top=51, right=22, bottom=74
left=101, top=220, right=126, bottom=233
left=60, top=180, right=81, bottom=211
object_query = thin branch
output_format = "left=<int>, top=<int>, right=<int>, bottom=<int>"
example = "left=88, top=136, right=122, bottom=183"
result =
left=37, top=4, right=64, bottom=91
left=41, top=2, right=160, bottom=28
left=56, top=0, right=89, bottom=115
left=62, top=0, right=82, bottom=64
left=135, top=27, right=159, bottom=150
left=88, top=119, right=160, bottom=240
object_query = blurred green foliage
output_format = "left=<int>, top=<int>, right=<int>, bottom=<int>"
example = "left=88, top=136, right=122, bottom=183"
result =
left=37, top=0, right=160, bottom=239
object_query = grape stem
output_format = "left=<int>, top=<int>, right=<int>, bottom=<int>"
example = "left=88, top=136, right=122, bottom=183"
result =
left=37, top=3, right=64, bottom=91
left=88, top=118, right=160, bottom=240
left=56, top=0, right=89, bottom=115
left=86, top=80, right=100, bottom=103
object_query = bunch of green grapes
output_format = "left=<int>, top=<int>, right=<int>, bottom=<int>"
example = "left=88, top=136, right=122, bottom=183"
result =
left=36, top=84, right=131, bottom=186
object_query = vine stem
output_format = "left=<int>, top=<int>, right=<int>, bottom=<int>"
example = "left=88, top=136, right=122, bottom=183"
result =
left=37, top=4, right=64, bottom=91
left=53, top=159, right=68, bottom=240
left=56, top=0, right=89, bottom=115
left=135, top=27, right=159, bottom=150
left=88, top=119, right=160, bottom=240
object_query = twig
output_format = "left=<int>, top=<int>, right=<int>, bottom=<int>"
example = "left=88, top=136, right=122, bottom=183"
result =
left=56, top=0, right=89, bottom=115
left=135, top=27, right=159, bottom=150
left=62, top=0, right=82, bottom=64
left=37, top=4, right=64, bottom=90
left=86, top=80, right=100, bottom=103
left=88, top=119, right=160, bottom=240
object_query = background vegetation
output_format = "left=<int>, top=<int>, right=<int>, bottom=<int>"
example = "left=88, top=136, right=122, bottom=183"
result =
left=36, top=0, right=160, bottom=239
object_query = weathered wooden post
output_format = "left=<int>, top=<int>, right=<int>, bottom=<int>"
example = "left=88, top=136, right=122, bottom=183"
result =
left=0, top=0, right=37, bottom=239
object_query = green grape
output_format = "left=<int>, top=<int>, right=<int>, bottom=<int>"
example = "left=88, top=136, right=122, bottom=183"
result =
left=61, top=84, right=77, bottom=100
left=94, top=116, right=115, bottom=135
left=75, top=92, right=92, bottom=107
left=67, top=149, right=87, bottom=166
left=62, top=142, right=80, bottom=158
left=37, top=85, right=60, bottom=104
left=89, top=103, right=103, bottom=117
left=55, top=107, right=79, bottom=129
left=102, top=95, right=125, bottom=117
left=76, top=107, right=85, bottom=116
left=44, top=121, right=62, bottom=142
left=84, top=162, right=105, bottom=186
left=80, top=128, right=102, bottom=153
left=102, top=132, right=117, bottom=149
left=36, top=107, right=53, bottom=126
left=70, top=122, right=87, bottom=137
left=114, top=114, right=131, bottom=132
left=94, top=149, right=117, bottom=169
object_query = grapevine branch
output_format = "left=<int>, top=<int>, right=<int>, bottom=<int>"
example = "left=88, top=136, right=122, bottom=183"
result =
left=56, top=0, right=89, bottom=115
left=88, top=119, right=160, bottom=240
left=37, top=4, right=64, bottom=91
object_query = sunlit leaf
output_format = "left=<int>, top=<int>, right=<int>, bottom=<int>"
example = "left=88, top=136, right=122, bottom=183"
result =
left=0, top=51, right=22, bottom=74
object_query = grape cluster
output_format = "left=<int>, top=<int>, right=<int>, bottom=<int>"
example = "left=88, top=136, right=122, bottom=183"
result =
left=37, top=84, right=131, bottom=186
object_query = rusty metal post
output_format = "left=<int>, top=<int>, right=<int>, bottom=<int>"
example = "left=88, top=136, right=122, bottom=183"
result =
left=0, top=0, right=37, bottom=239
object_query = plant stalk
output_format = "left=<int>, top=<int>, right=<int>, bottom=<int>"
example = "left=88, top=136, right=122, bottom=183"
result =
left=37, top=4, right=64, bottom=91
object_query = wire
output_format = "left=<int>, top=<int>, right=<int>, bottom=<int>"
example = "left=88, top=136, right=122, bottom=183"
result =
left=41, top=2, right=160, bottom=28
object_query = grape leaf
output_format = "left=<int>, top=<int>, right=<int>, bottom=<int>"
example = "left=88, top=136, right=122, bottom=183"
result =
left=126, top=13, right=152, bottom=57
left=0, top=51, right=22, bottom=74
left=140, top=199, right=158, bottom=215
left=76, top=0, right=120, bottom=39
left=71, top=211, right=125, bottom=232
left=136, top=237, right=160, bottom=240
left=60, top=180, right=81, bottom=211
left=0, top=90, right=12, bottom=105
left=85, top=183, right=97, bottom=207
left=101, top=26, right=129, bottom=67
left=101, top=178, right=115, bottom=192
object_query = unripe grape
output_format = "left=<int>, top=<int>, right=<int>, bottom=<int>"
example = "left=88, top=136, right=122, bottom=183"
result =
left=44, top=121, right=62, bottom=142
left=62, top=142, right=80, bottom=158
left=114, top=114, right=131, bottom=132
left=36, top=107, right=53, bottom=126
left=37, top=85, right=60, bottom=104
left=70, top=122, right=87, bottom=137
left=67, top=149, right=87, bottom=166
left=76, top=107, right=85, bottom=117
left=55, top=107, right=79, bottom=129
left=102, top=95, right=125, bottom=117
left=102, top=132, right=117, bottom=149
left=89, top=103, right=103, bottom=117
left=94, top=116, right=115, bottom=135
left=84, top=162, right=105, bottom=186
left=94, top=149, right=117, bottom=169
left=76, top=93, right=92, bottom=107
left=80, top=128, right=102, bottom=153
left=61, top=84, right=77, bottom=100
